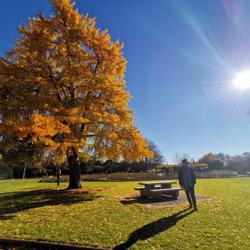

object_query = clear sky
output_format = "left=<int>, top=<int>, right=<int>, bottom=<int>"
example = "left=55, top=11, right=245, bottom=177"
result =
left=1, top=0, right=250, bottom=162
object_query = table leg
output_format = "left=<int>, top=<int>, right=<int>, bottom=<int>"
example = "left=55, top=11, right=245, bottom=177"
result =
left=171, top=191, right=179, bottom=199
left=140, top=184, right=156, bottom=198
left=161, top=184, right=171, bottom=189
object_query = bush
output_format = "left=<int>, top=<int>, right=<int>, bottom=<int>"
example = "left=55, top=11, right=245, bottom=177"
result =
left=0, top=161, right=13, bottom=179
left=40, top=172, right=167, bottom=182
left=195, top=170, right=238, bottom=178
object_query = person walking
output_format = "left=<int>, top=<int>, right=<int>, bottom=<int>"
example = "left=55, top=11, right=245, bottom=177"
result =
left=178, top=159, right=197, bottom=211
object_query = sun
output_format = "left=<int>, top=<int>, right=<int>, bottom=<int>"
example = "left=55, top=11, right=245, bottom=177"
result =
left=232, top=70, right=250, bottom=90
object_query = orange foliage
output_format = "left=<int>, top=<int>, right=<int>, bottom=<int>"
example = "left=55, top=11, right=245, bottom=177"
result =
left=0, top=0, right=153, bottom=163
left=201, top=153, right=214, bottom=162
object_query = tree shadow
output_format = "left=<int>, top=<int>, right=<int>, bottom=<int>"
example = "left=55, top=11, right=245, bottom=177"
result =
left=0, top=188, right=100, bottom=219
left=114, top=208, right=194, bottom=249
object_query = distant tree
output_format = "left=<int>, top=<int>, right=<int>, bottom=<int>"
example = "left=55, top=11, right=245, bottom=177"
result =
left=0, top=0, right=152, bottom=188
left=213, top=153, right=231, bottom=166
left=173, top=153, right=193, bottom=165
left=144, top=139, right=165, bottom=164
left=178, top=152, right=250, bottom=174
left=0, top=161, right=13, bottom=179
left=0, top=140, right=44, bottom=178
left=227, top=152, right=250, bottom=174
left=198, top=153, right=224, bottom=170
left=201, top=153, right=214, bottom=162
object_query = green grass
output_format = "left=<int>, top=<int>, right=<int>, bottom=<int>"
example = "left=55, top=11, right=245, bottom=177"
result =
left=0, top=178, right=249, bottom=249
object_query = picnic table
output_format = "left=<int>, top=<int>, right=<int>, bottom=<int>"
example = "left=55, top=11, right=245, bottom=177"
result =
left=134, top=181, right=182, bottom=199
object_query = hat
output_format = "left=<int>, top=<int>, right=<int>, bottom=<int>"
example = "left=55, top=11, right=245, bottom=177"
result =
left=182, top=159, right=188, bottom=164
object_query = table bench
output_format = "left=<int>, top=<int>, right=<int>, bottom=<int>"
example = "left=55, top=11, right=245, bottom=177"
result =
left=150, top=188, right=182, bottom=199
left=134, top=181, right=182, bottom=199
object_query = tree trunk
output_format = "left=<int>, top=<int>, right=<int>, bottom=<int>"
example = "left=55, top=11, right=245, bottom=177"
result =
left=22, top=163, right=27, bottom=179
left=67, top=147, right=82, bottom=189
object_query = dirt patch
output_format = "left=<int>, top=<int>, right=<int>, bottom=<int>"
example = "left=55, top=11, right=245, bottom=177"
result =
left=120, top=195, right=212, bottom=207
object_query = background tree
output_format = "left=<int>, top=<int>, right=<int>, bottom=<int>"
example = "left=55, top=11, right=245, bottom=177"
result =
left=227, top=152, right=250, bottom=174
left=198, top=153, right=224, bottom=171
left=201, top=153, right=214, bottom=162
left=0, top=139, right=44, bottom=178
left=144, top=139, right=165, bottom=164
left=0, top=160, right=13, bottom=179
left=173, top=153, right=193, bottom=165
left=213, top=153, right=231, bottom=166
left=0, top=0, right=152, bottom=189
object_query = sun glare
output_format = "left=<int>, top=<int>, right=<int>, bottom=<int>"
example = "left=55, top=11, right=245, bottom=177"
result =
left=232, top=70, right=250, bottom=90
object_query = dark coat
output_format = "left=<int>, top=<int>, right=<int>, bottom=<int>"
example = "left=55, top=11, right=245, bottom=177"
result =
left=178, top=166, right=196, bottom=187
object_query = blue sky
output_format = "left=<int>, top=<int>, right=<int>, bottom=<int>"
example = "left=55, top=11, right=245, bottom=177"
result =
left=1, top=0, right=250, bottom=162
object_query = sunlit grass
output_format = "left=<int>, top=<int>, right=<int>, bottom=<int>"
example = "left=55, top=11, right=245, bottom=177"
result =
left=0, top=178, right=249, bottom=249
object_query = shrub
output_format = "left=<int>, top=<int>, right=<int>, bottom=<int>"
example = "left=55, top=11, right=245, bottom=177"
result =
left=40, top=172, right=167, bottom=182
left=0, top=161, right=13, bottom=179
left=195, top=170, right=238, bottom=178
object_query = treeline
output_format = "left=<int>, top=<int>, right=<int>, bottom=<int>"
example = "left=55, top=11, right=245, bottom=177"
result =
left=0, top=140, right=165, bottom=179
left=47, top=160, right=161, bottom=176
left=1, top=144, right=250, bottom=179
left=0, top=160, right=162, bottom=179
left=198, top=152, right=250, bottom=174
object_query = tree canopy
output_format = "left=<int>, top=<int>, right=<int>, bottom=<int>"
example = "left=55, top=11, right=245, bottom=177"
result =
left=0, top=0, right=153, bottom=168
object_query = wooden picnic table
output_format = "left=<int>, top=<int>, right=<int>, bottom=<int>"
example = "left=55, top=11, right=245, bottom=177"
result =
left=135, top=181, right=182, bottom=199
left=139, top=181, right=176, bottom=189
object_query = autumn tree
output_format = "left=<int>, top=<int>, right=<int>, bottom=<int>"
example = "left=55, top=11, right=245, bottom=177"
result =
left=0, top=0, right=153, bottom=189
left=200, top=153, right=214, bottom=162
left=198, top=153, right=223, bottom=171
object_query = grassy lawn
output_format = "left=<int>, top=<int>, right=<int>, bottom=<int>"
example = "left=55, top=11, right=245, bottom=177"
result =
left=0, top=178, right=249, bottom=249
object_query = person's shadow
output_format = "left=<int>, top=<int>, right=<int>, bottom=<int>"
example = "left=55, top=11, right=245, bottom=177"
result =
left=114, top=208, right=194, bottom=250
